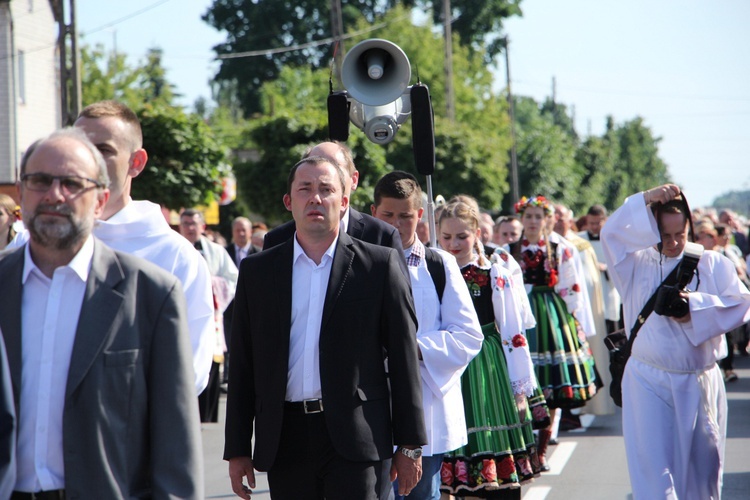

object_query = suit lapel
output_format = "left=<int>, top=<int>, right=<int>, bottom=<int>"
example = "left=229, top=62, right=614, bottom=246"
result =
left=347, top=208, right=364, bottom=240
left=274, top=240, right=294, bottom=376
left=65, top=242, right=125, bottom=399
left=320, top=232, right=355, bottom=329
left=0, top=248, right=26, bottom=402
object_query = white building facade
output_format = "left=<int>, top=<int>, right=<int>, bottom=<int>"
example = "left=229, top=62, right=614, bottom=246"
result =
left=0, top=0, right=60, bottom=186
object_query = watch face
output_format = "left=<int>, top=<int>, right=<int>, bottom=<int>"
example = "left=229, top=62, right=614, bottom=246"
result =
left=402, top=447, right=422, bottom=459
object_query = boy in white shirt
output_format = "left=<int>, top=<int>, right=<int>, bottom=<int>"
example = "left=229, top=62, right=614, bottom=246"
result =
left=372, top=171, right=483, bottom=499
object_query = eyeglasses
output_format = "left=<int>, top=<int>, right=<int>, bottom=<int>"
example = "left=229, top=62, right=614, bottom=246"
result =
left=20, top=173, right=105, bottom=195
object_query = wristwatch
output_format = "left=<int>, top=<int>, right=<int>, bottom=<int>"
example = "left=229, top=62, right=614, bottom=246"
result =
left=399, top=446, right=423, bottom=460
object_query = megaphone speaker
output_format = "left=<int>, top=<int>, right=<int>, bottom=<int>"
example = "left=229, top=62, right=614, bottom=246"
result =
left=411, top=84, right=435, bottom=175
left=341, top=39, right=411, bottom=106
left=328, top=92, right=350, bottom=142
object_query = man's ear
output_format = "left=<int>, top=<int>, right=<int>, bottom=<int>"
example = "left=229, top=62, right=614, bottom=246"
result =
left=417, top=207, right=424, bottom=220
left=370, top=203, right=377, bottom=217
left=94, top=189, right=111, bottom=218
left=350, top=171, right=360, bottom=191
left=283, top=194, right=292, bottom=212
left=341, top=194, right=349, bottom=213
left=129, top=149, right=148, bottom=178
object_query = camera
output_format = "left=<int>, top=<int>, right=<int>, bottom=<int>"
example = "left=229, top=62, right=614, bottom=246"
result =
left=654, top=242, right=703, bottom=318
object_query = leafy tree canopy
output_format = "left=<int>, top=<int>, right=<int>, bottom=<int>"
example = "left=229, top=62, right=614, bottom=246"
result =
left=202, top=0, right=522, bottom=116
left=81, top=45, right=229, bottom=210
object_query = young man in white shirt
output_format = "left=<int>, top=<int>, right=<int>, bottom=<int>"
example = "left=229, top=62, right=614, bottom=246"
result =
left=372, top=171, right=483, bottom=499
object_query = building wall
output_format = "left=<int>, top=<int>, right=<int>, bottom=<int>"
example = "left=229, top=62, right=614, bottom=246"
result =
left=0, top=0, right=60, bottom=184
left=12, top=0, right=60, bottom=173
left=0, top=2, right=16, bottom=184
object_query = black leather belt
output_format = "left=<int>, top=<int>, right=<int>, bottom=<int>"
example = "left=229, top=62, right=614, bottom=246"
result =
left=285, top=399, right=324, bottom=414
left=11, top=490, right=66, bottom=500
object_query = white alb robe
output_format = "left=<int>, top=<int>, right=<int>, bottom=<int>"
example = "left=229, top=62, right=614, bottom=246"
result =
left=602, top=193, right=750, bottom=500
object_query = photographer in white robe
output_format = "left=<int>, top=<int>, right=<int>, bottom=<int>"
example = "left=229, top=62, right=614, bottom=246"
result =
left=602, top=183, right=750, bottom=500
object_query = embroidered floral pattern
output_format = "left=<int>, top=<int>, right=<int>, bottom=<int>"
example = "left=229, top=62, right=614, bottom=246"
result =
left=502, top=333, right=527, bottom=353
left=481, top=459, right=498, bottom=482
left=440, top=462, right=454, bottom=485
left=462, top=266, right=491, bottom=297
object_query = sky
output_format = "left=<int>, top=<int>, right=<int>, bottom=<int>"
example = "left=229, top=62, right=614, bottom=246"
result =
left=77, top=0, right=750, bottom=209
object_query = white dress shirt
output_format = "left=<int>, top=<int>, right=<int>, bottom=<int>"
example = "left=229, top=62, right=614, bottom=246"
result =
left=286, top=235, right=338, bottom=401
left=16, top=236, right=94, bottom=492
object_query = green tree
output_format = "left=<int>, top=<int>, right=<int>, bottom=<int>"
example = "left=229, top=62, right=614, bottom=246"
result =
left=202, top=0, right=523, bottom=116
left=419, top=0, right=523, bottom=61
left=81, top=44, right=177, bottom=109
left=133, top=104, right=231, bottom=210
left=231, top=6, right=513, bottom=219
left=504, top=96, right=582, bottom=210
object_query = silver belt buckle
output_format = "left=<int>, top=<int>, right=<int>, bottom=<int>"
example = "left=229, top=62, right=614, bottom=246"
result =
left=303, top=398, right=324, bottom=414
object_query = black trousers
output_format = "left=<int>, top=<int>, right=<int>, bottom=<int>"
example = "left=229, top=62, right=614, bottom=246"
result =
left=266, top=408, right=392, bottom=499
left=198, top=362, right=221, bottom=423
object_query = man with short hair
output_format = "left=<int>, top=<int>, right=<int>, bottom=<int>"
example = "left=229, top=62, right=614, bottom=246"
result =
left=579, top=204, right=623, bottom=334
left=225, top=157, right=426, bottom=499
left=602, top=184, right=750, bottom=499
left=1, top=128, right=202, bottom=498
left=180, top=208, right=239, bottom=422
left=371, top=171, right=483, bottom=499
left=227, top=216, right=261, bottom=268
left=493, top=216, right=522, bottom=247
left=263, top=141, right=403, bottom=254
left=6, top=101, right=215, bottom=394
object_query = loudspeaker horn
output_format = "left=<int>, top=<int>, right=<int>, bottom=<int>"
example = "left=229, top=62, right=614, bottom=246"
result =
left=341, top=39, right=411, bottom=106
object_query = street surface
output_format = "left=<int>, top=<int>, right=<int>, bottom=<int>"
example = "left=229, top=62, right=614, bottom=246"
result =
left=204, top=354, right=750, bottom=499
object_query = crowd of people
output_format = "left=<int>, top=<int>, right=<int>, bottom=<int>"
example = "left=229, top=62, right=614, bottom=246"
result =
left=1, top=99, right=750, bottom=500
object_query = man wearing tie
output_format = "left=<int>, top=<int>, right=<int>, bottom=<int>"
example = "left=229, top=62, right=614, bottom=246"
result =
left=225, top=156, right=426, bottom=499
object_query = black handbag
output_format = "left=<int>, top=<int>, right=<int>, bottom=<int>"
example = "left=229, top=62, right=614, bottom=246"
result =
left=603, top=266, right=679, bottom=407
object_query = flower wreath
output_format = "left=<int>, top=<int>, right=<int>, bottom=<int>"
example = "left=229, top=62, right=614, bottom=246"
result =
left=514, top=195, right=553, bottom=215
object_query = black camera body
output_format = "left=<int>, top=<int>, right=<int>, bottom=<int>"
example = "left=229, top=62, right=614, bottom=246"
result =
left=654, top=242, right=703, bottom=318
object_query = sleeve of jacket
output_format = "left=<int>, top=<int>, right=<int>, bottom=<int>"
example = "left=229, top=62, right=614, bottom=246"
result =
left=0, top=329, right=15, bottom=500
left=150, top=279, right=204, bottom=499
left=223, top=258, right=256, bottom=460
left=380, top=249, right=427, bottom=446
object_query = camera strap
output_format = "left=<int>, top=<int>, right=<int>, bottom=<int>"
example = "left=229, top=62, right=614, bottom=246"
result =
left=623, top=264, right=682, bottom=352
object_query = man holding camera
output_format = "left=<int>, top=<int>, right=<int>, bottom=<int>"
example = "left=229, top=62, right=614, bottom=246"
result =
left=601, top=183, right=750, bottom=500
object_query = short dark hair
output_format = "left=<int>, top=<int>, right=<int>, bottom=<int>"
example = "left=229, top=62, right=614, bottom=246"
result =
left=587, top=204, right=608, bottom=217
left=373, top=171, right=422, bottom=209
left=286, top=156, right=346, bottom=195
left=180, top=208, right=205, bottom=223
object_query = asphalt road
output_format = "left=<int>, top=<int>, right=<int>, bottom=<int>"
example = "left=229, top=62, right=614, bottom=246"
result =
left=203, top=354, right=750, bottom=499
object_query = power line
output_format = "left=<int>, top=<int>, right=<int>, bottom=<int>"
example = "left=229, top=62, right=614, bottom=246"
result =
left=81, top=0, right=174, bottom=36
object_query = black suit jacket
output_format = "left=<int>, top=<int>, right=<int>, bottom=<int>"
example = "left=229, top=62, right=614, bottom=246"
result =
left=225, top=243, right=261, bottom=267
left=224, top=231, right=426, bottom=471
left=263, top=208, right=403, bottom=252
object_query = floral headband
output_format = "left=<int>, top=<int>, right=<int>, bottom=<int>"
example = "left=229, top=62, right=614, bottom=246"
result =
left=514, top=195, right=553, bottom=215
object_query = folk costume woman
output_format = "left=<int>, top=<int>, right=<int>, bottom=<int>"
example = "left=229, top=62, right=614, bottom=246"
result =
left=438, top=198, right=542, bottom=498
left=510, top=195, right=598, bottom=469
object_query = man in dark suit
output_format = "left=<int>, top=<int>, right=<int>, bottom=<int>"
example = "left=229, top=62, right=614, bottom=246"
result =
left=225, top=156, right=426, bottom=499
left=1, top=128, right=202, bottom=498
left=223, top=216, right=260, bottom=385
left=263, top=141, right=403, bottom=253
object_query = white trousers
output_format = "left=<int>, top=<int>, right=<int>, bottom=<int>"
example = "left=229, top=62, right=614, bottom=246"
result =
left=622, top=358, right=727, bottom=500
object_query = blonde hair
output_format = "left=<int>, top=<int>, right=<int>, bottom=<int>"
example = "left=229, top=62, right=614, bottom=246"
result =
left=0, top=193, right=19, bottom=244
left=438, top=195, right=489, bottom=266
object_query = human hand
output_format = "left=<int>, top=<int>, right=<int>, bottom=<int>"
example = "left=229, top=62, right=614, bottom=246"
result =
left=390, top=448, right=423, bottom=496
left=229, top=456, right=256, bottom=499
left=672, top=292, right=691, bottom=324
left=643, top=184, right=681, bottom=205
left=515, top=393, right=529, bottom=422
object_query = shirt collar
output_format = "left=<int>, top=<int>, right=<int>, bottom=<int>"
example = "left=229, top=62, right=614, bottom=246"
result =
left=340, top=206, right=351, bottom=234
left=292, top=233, right=339, bottom=266
left=405, top=237, right=425, bottom=267
left=23, top=235, right=95, bottom=284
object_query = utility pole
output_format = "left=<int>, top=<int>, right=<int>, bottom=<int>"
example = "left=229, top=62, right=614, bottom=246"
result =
left=56, top=0, right=81, bottom=126
left=330, top=0, right=345, bottom=83
left=552, top=76, right=556, bottom=104
left=504, top=37, right=520, bottom=205
left=442, top=0, right=455, bottom=122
